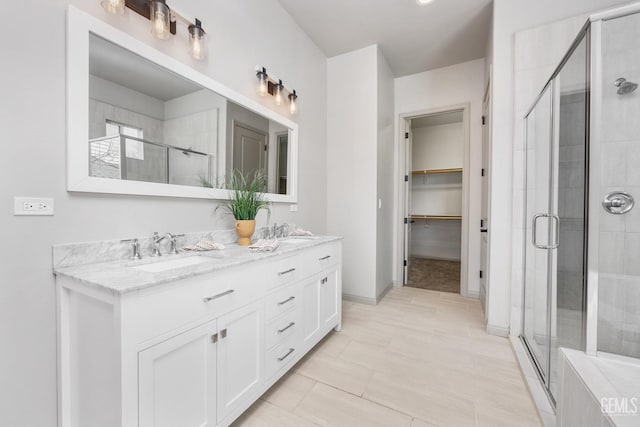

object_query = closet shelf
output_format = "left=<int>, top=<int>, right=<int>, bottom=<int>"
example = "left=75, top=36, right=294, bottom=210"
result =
left=411, top=168, right=463, bottom=175
left=411, top=215, right=462, bottom=221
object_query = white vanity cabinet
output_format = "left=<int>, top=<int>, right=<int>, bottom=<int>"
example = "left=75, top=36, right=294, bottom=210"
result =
left=56, top=238, right=342, bottom=427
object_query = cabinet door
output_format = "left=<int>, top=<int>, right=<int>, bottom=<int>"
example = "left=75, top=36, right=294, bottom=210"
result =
left=320, top=267, right=340, bottom=329
left=216, top=300, right=265, bottom=422
left=300, top=276, right=321, bottom=348
left=139, top=319, right=217, bottom=427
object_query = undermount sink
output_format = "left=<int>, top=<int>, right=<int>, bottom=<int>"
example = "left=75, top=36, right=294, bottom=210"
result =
left=133, top=256, right=210, bottom=273
left=280, top=236, right=319, bottom=244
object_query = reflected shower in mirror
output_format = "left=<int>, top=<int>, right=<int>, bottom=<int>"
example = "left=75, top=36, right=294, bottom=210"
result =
left=87, top=33, right=289, bottom=193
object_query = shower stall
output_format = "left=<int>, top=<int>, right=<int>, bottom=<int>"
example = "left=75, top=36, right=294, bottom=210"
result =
left=522, top=4, right=640, bottom=405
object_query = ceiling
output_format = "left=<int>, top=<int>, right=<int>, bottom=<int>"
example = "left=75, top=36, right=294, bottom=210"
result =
left=411, top=110, right=463, bottom=128
left=277, top=0, right=492, bottom=77
left=89, top=34, right=202, bottom=101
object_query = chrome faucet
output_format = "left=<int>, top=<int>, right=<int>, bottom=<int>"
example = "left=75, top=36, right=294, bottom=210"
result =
left=152, top=232, right=184, bottom=256
left=121, top=238, right=142, bottom=260
left=267, top=223, right=288, bottom=239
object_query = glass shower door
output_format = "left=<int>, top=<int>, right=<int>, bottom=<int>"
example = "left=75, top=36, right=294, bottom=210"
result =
left=523, top=85, right=554, bottom=383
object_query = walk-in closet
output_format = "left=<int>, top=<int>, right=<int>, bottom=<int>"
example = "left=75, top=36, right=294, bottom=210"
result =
left=407, top=110, right=463, bottom=293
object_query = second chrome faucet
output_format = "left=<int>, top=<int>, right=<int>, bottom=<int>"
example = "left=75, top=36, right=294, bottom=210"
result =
left=152, top=232, right=185, bottom=256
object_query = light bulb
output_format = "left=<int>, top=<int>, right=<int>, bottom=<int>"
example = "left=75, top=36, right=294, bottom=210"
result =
left=288, top=90, right=298, bottom=115
left=101, top=0, right=125, bottom=15
left=150, top=0, right=171, bottom=40
left=188, top=20, right=206, bottom=60
left=257, top=68, right=268, bottom=97
left=274, top=81, right=283, bottom=106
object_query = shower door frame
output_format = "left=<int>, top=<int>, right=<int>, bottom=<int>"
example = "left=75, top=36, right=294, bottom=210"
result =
left=520, top=22, right=592, bottom=406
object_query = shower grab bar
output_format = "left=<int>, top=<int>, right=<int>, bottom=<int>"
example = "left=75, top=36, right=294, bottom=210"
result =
left=532, top=214, right=560, bottom=250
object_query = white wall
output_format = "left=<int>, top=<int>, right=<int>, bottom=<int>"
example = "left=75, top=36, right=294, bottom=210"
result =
left=412, top=123, right=464, bottom=170
left=0, top=1, right=327, bottom=425
left=376, top=47, right=395, bottom=298
left=394, top=58, right=485, bottom=297
left=487, top=0, right=631, bottom=336
left=327, top=45, right=378, bottom=301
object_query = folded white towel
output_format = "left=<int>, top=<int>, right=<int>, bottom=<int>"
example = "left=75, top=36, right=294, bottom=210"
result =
left=182, top=239, right=225, bottom=252
left=290, top=228, right=314, bottom=236
left=248, top=239, right=280, bottom=252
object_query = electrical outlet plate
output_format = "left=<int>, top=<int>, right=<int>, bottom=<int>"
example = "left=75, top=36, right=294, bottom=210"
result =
left=14, top=197, right=54, bottom=216
left=289, top=204, right=298, bottom=212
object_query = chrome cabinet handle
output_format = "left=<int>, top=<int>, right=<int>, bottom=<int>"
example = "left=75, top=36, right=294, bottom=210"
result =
left=319, top=255, right=331, bottom=260
left=277, top=348, right=295, bottom=362
left=220, top=328, right=227, bottom=339
left=321, top=277, right=328, bottom=284
left=277, top=296, right=296, bottom=306
left=211, top=333, right=218, bottom=344
left=277, top=322, right=295, bottom=334
left=203, top=289, right=234, bottom=302
left=278, top=268, right=296, bottom=276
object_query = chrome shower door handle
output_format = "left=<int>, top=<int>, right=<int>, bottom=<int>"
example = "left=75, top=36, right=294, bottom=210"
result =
left=602, top=192, right=634, bottom=215
left=549, top=214, right=560, bottom=250
left=532, top=213, right=551, bottom=250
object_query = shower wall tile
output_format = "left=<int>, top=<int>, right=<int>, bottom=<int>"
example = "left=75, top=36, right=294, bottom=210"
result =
left=624, top=232, right=640, bottom=276
left=600, top=141, right=627, bottom=186
left=598, top=232, right=625, bottom=274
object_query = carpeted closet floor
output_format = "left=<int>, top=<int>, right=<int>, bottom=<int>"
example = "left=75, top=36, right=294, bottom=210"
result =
left=407, top=257, right=461, bottom=293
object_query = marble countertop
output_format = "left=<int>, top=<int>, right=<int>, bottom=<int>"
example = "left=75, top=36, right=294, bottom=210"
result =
left=54, top=236, right=342, bottom=295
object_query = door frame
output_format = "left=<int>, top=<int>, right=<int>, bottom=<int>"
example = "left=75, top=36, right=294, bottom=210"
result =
left=230, top=120, right=269, bottom=178
left=394, top=103, right=473, bottom=297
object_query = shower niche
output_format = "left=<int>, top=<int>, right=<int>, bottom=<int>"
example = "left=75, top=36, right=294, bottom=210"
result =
left=521, top=5, right=640, bottom=408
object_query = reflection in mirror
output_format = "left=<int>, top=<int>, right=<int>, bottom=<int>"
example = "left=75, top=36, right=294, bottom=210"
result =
left=87, top=33, right=289, bottom=194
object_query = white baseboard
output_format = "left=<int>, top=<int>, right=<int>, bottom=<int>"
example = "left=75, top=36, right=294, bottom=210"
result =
left=486, top=324, right=510, bottom=337
left=342, top=293, right=378, bottom=305
left=376, top=282, right=393, bottom=303
left=462, top=289, right=480, bottom=299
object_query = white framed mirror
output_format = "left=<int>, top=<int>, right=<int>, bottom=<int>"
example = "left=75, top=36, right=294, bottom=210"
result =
left=67, top=6, right=298, bottom=202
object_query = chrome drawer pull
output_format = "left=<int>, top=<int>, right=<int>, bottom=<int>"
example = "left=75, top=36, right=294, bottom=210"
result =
left=278, top=322, right=295, bottom=334
left=277, top=296, right=296, bottom=306
left=321, top=277, right=328, bottom=284
left=319, top=255, right=331, bottom=260
left=277, top=348, right=295, bottom=362
left=203, top=289, right=234, bottom=302
left=278, top=268, right=296, bottom=276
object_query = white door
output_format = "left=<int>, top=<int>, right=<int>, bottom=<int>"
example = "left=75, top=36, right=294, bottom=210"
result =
left=216, top=300, right=265, bottom=423
left=403, top=120, right=413, bottom=285
left=319, top=267, right=340, bottom=329
left=232, top=122, right=267, bottom=177
left=480, top=77, right=491, bottom=313
left=138, top=320, right=217, bottom=427
left=301, top=276, right=321, bottom=347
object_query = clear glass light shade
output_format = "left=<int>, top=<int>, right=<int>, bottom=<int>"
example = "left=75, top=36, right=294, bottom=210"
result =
left=257, top=72, right=268, bottom=97
left=150, top=0, right=171, bottom=40
left=289, top=92, right=298, bottom=115
left=101, top=0, right=125, bottom=15
left=188, top=24, right=206, bottom=60
left=274, top=83, right=283, bottom=106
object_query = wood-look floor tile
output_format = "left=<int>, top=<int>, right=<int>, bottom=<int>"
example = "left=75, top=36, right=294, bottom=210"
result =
left=295, top=382, right=413, bottom=427
left=294, top=350, right=373, bottom=396
left=262, top=372, right=316, bottom=412
left=231, top=400, right=318, bottom=427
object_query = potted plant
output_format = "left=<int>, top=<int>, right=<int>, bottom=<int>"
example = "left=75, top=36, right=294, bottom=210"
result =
left=217, top=170, right=270, bottom=246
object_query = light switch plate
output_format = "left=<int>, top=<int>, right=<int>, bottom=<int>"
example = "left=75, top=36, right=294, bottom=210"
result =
left=14, top=197, right=54, bottom=216
left=290, top=204, right=298, bottom=212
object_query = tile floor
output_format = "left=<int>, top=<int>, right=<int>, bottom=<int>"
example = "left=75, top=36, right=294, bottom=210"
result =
left=232, top=287, right=543, bottom=427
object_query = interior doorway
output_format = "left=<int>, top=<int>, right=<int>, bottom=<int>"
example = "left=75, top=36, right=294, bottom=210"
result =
left=399, top=104, right=471, bottom=296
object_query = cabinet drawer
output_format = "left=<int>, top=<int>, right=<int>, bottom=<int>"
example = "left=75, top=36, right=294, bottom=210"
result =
left=135, top=264, right=266, bottom=342
left=266, top=337, right=299, bottom=379
left=303, top=242, right=340, bottom=273
left=266, top=254, right=303, bottom=290
left=265, top=282, right=299, bottom=320
left=266, top=309, right=300, bottom=350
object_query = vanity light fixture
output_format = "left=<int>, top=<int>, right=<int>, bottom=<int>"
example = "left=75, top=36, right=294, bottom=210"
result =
left=100, top=0, right=207, bottom=60
left=100, top=0, right=125, bottom=15
left=288, top=90, right=298, bottom=115
left=257, top=67, right=269, bottom=97
left=188, top=19, right=206, bottom=61
left=416, top=0, right=435, bottom=4
left=254, top=66, right=299, bottom=115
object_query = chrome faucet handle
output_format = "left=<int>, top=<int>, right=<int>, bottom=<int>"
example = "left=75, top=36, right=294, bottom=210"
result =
left=152, top=232, right=163, bottom=257
left=169, top=233, right=185, bottom=254
left=121, top=238, right=142, bottom=260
